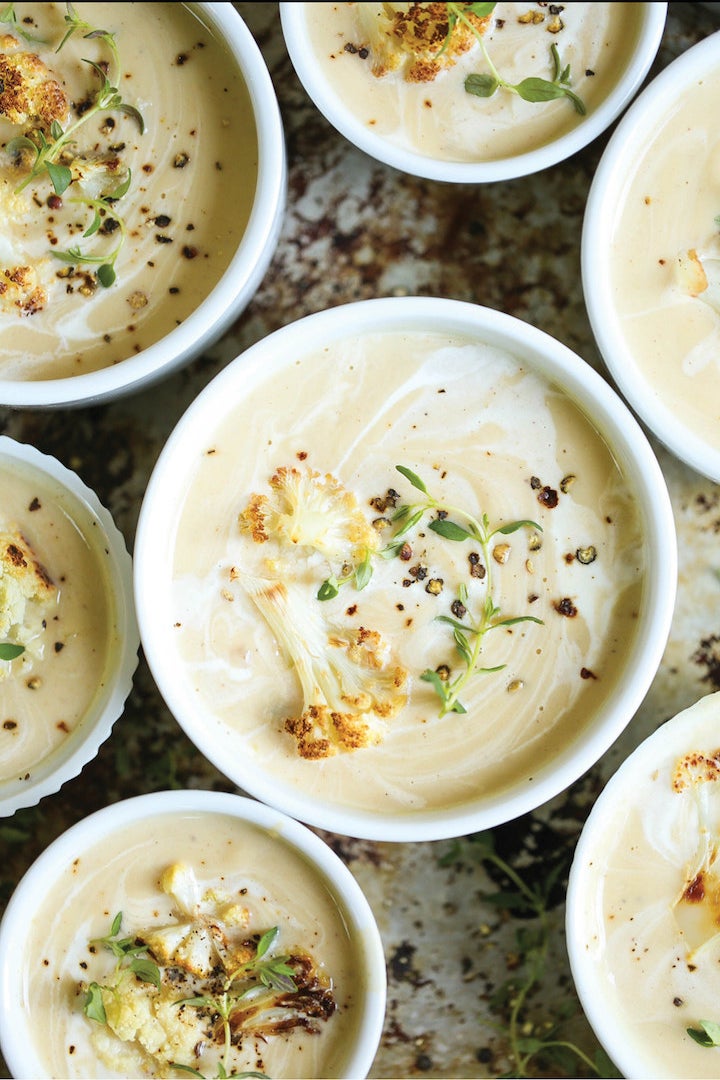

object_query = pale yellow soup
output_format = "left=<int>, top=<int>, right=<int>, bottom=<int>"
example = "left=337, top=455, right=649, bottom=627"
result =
left=25, top=811, right=366, bottom=1079
left=608, top=65, right=720, bottom=457
left=168, top=330, right=646, bottom=816
left=0, top=2, right=258, bottom=380
left=0, top=456, right=116, bottom=785
left=573, top=693, right=720, bottom=1078
left=300, top=2, right=645, bottom=163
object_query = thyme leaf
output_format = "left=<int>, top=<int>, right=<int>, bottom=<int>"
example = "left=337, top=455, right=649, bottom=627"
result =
left=82, top=912, right=161, bottom=1025
left=445, top=3, right=587, bottom=115
left=0, top=642, right=24, bottom=661
left=688, top=1020, right=720, bottom=1047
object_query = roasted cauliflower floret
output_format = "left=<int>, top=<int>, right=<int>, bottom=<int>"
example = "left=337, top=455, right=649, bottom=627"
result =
left=355, top=1, right=492, bottom=82
left=0, top=263, right=46, bottom=315
left=240, top=464, right=379, bottom=572
left=0, top=50, right=68, bottom=127
left=675, top=247, right=720, bottom=319
left=140, top=863, right=252, bottom=978
left=234, top=572, right=407, bottom=759
left=0, top=530, right=55, bottom=671
left=69, top=153, right=126, bottom=198
left=676, top=248, right=709, bottom=298
left=671, top=749, right=720, bottom=956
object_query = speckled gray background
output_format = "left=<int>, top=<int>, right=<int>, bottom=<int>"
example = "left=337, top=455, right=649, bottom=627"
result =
left=1, top=4, right=719, bottom=1078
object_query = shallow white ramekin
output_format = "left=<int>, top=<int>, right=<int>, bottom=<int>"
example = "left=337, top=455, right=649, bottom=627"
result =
left=133, top=296, right=677, bottom=843
left=0, top=788, right=387, bottom=1080
left=0, top=435, right=138, bottom=816
left=0, top=3, right=286, bottom=409
left=582, top=30, right=720, bottom=483
left=279, top=2, right=666, bottom=183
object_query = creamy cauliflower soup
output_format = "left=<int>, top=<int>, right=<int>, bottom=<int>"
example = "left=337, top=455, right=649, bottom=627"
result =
left=568, top=692, right=720, bottom=1079
left=19, top=809, right=366, bottom=1079
left=0, top=3, right=258, bottom=381
left=298, top=2, right=645, bottom=163
left=0, top=453, right=117, bottom=791
left=165, top=328, right=646, bottom=818
left=605, top=63, right=720, bottom=461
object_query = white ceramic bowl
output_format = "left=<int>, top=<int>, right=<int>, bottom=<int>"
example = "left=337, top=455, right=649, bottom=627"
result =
left=566, top=691, right=720, bottom=1079
left=0, top=435, right=138, bottom=816
left=0, top=3, right=286, bottom=409
left=133, top=296, right=676, bottom=842
left=0, top=788, right=387, bottom=1080
left=582, top=31, right=720, bottom=482
left=279, top=2, right=666, bottom=183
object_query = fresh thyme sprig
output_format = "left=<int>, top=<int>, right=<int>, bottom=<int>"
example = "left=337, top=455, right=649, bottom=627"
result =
left=0, top=2, right=45, bottom=43
left=390, top=465, right=543, bottom=716
left=6, top=3, right=144, bottom=286
left=318, top=464, right=543, bottom=716
left=441, top=832, right=618, bottom=1078
left=445, top=2, right=586, bottom=115
left=83, top=911, right=161, bottom=1024
left=0, top=642, right=24, bottom=661
left=175, top=926, right=297, bottom=1078
left=52, top=172, right=132, bottom=287
left=56, top=1, right=120, bottom=67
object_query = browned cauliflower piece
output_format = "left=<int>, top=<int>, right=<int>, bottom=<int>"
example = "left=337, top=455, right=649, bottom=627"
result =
left=355, top=1, right=492, bottom=82
left=233, top=572, right=407, bottom=759
left=0, top=263, right=46, bottom=315
left=140, top=863, right=252, bottom=979
left=239, top=464, right=379, bottom=586
left=671, top=748, right=720, bottom=955
left=0, top=530, right=55, bottom=652
left=676, top=248, right=709, bottom=298
left=0, top=50, right=68, bottom=127
left=83, top=866, right=336, bottom=1076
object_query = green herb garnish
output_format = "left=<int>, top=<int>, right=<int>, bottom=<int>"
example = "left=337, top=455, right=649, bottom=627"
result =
left=6, top=2, right=144, bottom=286
left=83, top=911, right=161, bottom=1025
left=0, top=642, right=25, bottom=661
left=317, top=546, right=374, bottom=600
left=51, top=171, right=132, bottom=287
left=391, top=465, right=543, bottom=715
left=318, top=464, right=543, bottom=715
left=175, top=926, right=296, bottom=1078
left=687, top=1020, right=720, bottom=1048
left=444, top=2, right=586, bottom=115
left=442, top=831, right=618, bottom=1078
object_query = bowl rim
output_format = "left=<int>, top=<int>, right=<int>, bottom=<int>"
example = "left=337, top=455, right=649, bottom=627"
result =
left=0, top=2, right=287, bottom=410
left=0, top=787, right=387, bottom=1080
left=279, top=1, right=667, bottom=183
left=565, top=690, right=720, bottom=1077
left=0, top=435, right=139, bottom=816
left=582, top=29, right=720, bottom=483
left=133, top=295, right=678, bottom=842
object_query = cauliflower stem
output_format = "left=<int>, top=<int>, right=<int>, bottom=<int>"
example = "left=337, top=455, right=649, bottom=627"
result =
left=233, top=571, right=407, bottom=759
